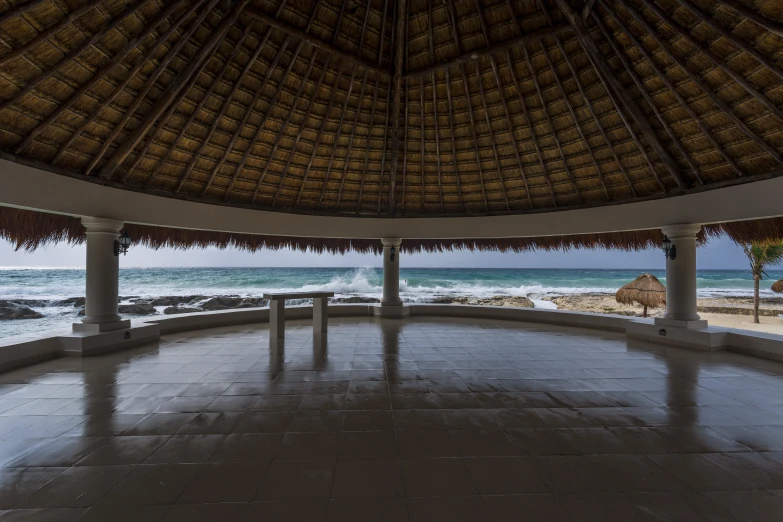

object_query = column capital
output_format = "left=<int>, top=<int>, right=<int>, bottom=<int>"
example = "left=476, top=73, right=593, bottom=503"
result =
left=81, top=216, right=124, bottom=234
left=381, top=237, right=402, bottom=247
left=661, top=223, right=701, bottom=239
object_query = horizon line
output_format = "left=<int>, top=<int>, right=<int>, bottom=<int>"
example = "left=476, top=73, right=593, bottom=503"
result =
left=0, top=265, right=760, bottom=271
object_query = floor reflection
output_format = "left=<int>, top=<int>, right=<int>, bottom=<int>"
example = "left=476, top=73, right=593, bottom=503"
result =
left=0, top=317, right=781, bottom=520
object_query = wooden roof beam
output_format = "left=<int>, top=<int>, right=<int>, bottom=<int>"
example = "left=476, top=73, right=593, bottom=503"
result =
left=404, top=24, right=571, bottom=80
left=16, top=0, right=189, bottom=155
left=582, top=0, right=597, bottom=21
left=476, top=0, right=533, bottom=208
left=606, top=0, right=783, bottom=166
left=716, top=0, right=783, bottom=39
left=242, top=7, right=390, bottom=78
left=592, top=13, right=708, bottom=183
left=272, top=56, right=331, bottom=207
left=388, top=0, right=406, bottom=214
left=98, top=0, right=246, bottom=179
left=555, top=0, right=688, bottom=189
left=0, top=0, right=146, bottom=112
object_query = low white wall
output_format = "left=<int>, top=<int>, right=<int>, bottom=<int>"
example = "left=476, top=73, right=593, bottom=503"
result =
left=410, top=304, right=632, bottom=332
left=2, top=304, right=783, bottom=374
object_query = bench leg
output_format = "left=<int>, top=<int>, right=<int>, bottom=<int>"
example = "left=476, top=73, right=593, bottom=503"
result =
left=313, top=297, right=328, bottom=333
left=270, top=301, right=285, bottom=339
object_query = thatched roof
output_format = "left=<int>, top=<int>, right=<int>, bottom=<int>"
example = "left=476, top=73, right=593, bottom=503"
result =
left=1, top=0, right=782, bottom=217
left=772, top=279, right=783, bottom=293
left=616, top=273, right=666, bottom=307
left=4, top=205, right=783, bottom=254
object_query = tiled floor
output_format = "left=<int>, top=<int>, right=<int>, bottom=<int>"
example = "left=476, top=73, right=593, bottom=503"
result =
left=0, top=316, right=782, bottom=521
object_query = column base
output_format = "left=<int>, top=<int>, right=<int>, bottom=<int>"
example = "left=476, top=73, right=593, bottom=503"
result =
left=373, top=305, right=411, bottom=318
left=654, top=317, right=708, bottom=330
left=72, top=320, right=131, bottom=333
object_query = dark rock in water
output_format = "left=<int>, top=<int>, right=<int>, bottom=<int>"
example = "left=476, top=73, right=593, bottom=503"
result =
left=200, top=297, right=267, bottom=310
left=134, top=295, right=206, bottom=307
left=475, top=296, right=534, bottom=308
left=11, top=299, right=49, bottom=307
left=332, top=296, right=381, bottom=304
left=0, top=300, right=44, bottom=320
left=77, top=307, right=84, bottom=317
left=56, top=297, right=86, bottom=307
left=117, top=303, right=157, bottom=316
left=200, top=297, right=244, bottom=310
left=163, top=307, right=202, bottom=315
left=428, top=295, right=470, bottom=304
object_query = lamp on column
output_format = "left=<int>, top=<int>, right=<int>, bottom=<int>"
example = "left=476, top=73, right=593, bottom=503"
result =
left=662, top=235, right=676, bottom=260
left=390, top=246, right=396, bottom=262
left=114, top=230, right=132, bottom=256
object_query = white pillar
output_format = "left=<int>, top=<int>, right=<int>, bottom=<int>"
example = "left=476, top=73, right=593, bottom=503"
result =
left=381, top=238, right=402, bottom=307
left=269, top=300, right=285, bottom=339
left=73, top=217, right=130, bottom=332
left=313, top=296, right=328, bottom=333
left=655, top=223, right=707, bottom=329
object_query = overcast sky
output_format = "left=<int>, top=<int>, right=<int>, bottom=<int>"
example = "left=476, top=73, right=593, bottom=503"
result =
left=0, top=235, right=778, bottom=270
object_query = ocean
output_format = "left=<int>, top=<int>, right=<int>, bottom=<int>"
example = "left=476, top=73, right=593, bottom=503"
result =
left=1, top=267, right=780, bottom=339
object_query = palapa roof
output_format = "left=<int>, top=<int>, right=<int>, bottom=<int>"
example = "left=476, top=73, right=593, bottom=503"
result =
left=0, top=0, right=782, bottom=217
left=616, top=272, right=666, bottom=307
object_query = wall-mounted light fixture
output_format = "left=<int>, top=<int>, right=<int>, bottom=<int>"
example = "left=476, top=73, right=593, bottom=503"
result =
left=662, top=235, right=676, bottom=260
left=114, top=230, right=132, bottom=256
left=390, top=246, right=396, bottom=262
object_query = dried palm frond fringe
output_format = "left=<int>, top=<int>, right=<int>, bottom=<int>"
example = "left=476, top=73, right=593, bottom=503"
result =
left=3, top=206, right=783, bottom=255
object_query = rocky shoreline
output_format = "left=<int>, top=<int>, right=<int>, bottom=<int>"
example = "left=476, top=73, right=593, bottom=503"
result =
left=2, top=292, right=781, bottom=321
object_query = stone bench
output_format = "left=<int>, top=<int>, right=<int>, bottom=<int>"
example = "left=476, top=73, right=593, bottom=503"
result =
left=262, top=292, right=335, bottom=339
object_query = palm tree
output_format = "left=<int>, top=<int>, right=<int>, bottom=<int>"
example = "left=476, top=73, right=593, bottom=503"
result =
left=739, top=241, right=783, bottom=323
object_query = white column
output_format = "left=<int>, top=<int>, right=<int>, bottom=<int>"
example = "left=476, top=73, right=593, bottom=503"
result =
left=313, top=296, right=328, bottom=333
left=381, top=238, right=402, bottom=307
left=73, top=217, right=129, bottom=332
left=655, top=223, right=707, bottom=329
left=270, top=300, right=285, bottom=339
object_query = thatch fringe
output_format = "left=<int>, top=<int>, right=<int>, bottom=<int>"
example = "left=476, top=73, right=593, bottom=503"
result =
left=3, top=206, right=783, bottom=255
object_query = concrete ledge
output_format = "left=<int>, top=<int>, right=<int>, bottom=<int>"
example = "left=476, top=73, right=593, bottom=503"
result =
left=626, top=320, right=729, bottom=352
left=58, top=324, right=160, bottom=357
left=374, top=305, right=412, bottom=318
left=724, top=330, right=783, bottom=363
left=0, top=335, right=62, bottom=373
left=145, top=304, right=374, bottom=335
left=410, top=304, right=632, bottom=333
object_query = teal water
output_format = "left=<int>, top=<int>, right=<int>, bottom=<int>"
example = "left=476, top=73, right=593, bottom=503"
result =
left=1, top=267, right=780, bottom=338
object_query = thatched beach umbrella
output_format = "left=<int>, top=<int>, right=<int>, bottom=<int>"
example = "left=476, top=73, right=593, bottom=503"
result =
left=616, top=274, right=666, bottom=318
left=772, top=279, right=783, bottom=294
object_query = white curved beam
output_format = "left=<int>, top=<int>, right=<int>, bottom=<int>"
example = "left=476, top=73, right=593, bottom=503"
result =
left=0, top=159, right=780, bottom=239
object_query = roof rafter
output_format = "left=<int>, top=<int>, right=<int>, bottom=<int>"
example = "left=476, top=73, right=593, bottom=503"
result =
left=178, top=30, right=285, bottom=194
left=605, top=0, right=783, bottom=166
left=555, top=0, right=688, bottom=189
left=404, top=24, right=572, bottom=80
left=475, top=0, right=532, bottom=208
left=50, top=0, right=200, bottom=167
left=272, top=56, right=331, bottom=207
left=242, top=7, right=389, bottom=78
left=388, top=0, right=406, bottom=214
left=591, top=12, right=706, bottom=184
left=0, top=0, right=147, bottom=112
left=16, top=0, right=189, bottom=155
left=97, top=0, right=243, bottom=179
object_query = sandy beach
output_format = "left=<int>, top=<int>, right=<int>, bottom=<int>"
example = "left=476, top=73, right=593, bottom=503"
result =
left=539, top=293, right=783, bottom=335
